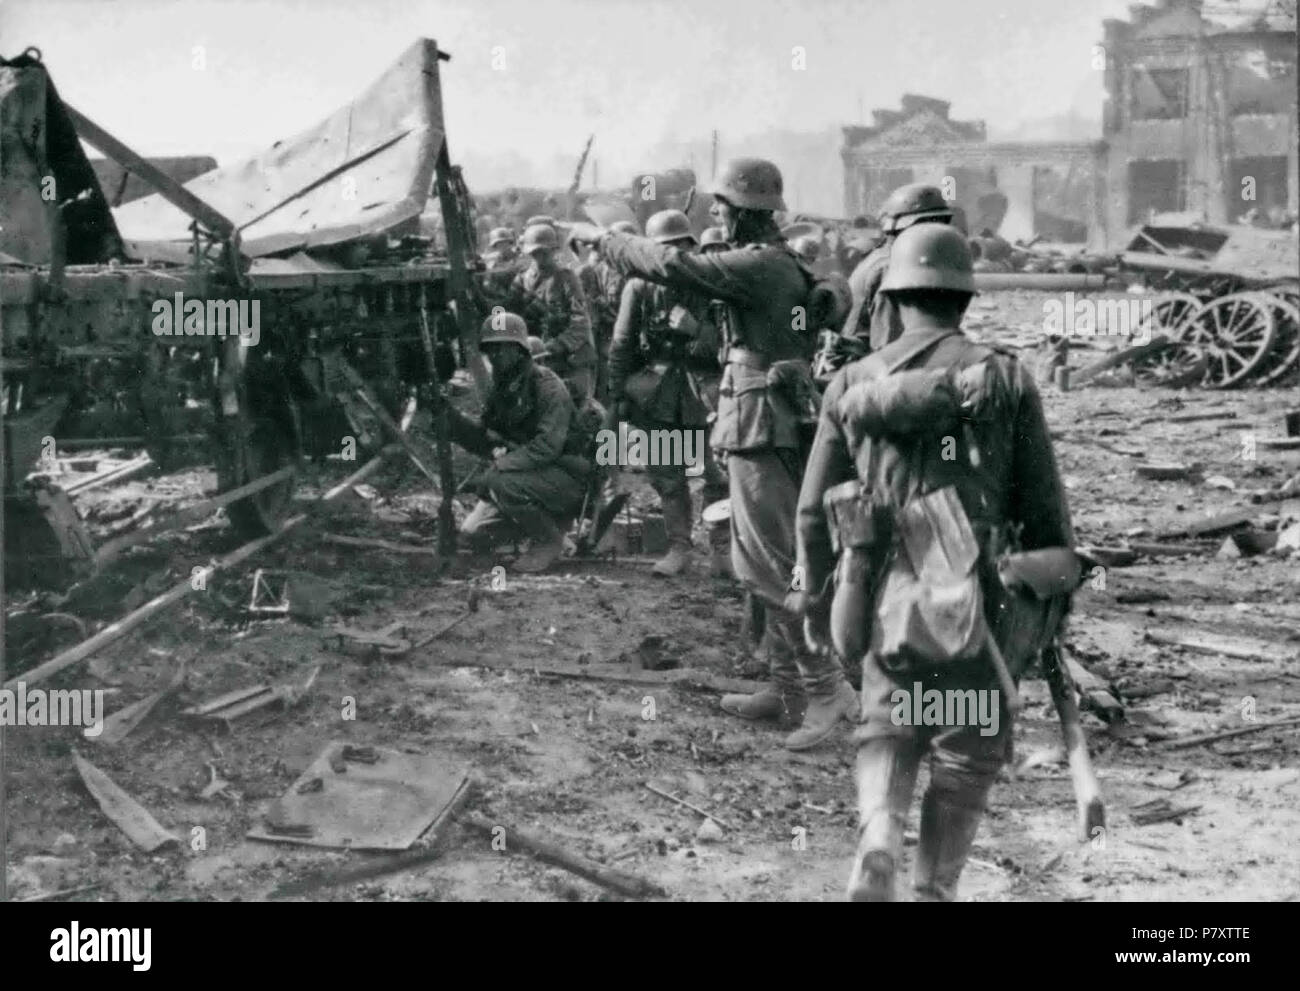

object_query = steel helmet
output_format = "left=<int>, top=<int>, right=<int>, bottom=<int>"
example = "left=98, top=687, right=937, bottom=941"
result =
left=525, top=335, right=548, bottom=359
left=879, top=183, right=953, bottom=234
left=488, top=227, right=515, bottom=248
left=480, top=310, right=531, bottom=351
left=646, top=209, right=697, bottom=245
left=520, top=224, right=560, bottom=254
left=700, top=226, right=728, bottom=250
left=879, top=223, right=976, bottom=294
left=524, top=214, right=557, bottom=229
left=610, top=220, right=639, bottom=235
left=709, top=157, right=786, bottom=212
left=790, top=235, right=820, bottom=263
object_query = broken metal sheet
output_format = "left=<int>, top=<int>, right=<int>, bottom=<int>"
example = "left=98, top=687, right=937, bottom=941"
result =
left=247, top=742, right=469, bottom=850
left=113, top=39, right=447, bottom=257
left=249, top=569, right=290, bottom=616
left=93, top=660, right=188, bottom=746
left=73, top=753, right=179, bottom=852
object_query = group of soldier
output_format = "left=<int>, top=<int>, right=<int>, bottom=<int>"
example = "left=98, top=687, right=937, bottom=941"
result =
left=444, top=160, right=1075, bottom=902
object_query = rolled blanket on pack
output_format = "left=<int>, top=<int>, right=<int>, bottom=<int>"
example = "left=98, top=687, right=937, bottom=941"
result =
left=836, top=368, right=961, bottom=442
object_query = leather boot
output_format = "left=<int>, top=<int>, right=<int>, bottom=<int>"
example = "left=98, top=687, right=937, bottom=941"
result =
left=721, top=621, right=805, bottom=724
left=653, top=489, right=693, bottom=577
left=513, top=513, right=565, bottom=573
left=784, top=679, right=858, bottom=751
left=913, top=787, right=987, bottom=902
left=846, top=737, right=921, bottom=901
left=784, top=618, right=858, bottom=751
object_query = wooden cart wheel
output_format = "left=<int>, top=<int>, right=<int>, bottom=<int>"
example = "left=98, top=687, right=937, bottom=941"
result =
left=1254, top=287, right=1300, bottom=387
left=1187, top=292, right=1277, bottom=389
left=1130, top=294, right=1206, bottom=387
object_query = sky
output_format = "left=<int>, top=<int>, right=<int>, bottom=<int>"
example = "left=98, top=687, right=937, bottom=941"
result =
left=0, top=0, right=1270, bottom=214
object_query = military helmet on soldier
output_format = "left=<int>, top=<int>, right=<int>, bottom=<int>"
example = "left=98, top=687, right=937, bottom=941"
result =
left=479, top=310, right=531, bottom=351
left=646, top=209, right=697, bottom=245
left=525, top=335, right=548, bottom=360
left=488, top=227, right=515, bottom=248
left=709, top=157, right=787, bottom=212
left=879, top=223, right=976, bottom=294
left=520, top=224, right=559, bottom=254
left=878, top=183, right=954, bottom=234
left=610, top=220, right=639, bottom=236
left=524, top=214, right=557, bottom=229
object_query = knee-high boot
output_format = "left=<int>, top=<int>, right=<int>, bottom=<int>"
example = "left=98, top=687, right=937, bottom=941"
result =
left=847, top=736, right=921, bottom=901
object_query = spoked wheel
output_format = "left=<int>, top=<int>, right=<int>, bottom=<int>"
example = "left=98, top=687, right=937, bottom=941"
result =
left=1130, top=293, right=1206, bottom=387
left=1187, top=292, right=1277, bottom=389
left=1255, top=286, right=1300, bottom=387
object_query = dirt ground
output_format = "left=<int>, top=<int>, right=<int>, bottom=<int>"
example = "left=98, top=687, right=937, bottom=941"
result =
left=5, top=289, right=1300, bottom=903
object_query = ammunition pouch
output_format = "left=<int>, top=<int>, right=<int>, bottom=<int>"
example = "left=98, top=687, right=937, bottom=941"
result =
left=709, top=356, right=803, bottom=453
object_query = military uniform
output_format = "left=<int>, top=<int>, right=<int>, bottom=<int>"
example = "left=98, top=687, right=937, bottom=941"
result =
left=578, top=255, right=625, bottom=403
left=841, top=241, right=900, bottom=352
left=795, top=224, right=1073, bottom=901
left=448, top=358, right=592, bottom=548
left=596, top=221, right=852, bottom=741
left=607, top=275, right=726, bottom=554
left=507, top=263, right=597, bottom=402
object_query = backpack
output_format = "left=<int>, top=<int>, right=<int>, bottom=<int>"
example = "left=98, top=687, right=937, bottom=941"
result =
left=825, top=326, right=1067, bottom=673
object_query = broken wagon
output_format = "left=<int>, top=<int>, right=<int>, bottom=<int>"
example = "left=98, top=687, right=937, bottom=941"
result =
left=1, top=40, right=483, bottom=588
left=1116, top=220, right=1299, bottom=389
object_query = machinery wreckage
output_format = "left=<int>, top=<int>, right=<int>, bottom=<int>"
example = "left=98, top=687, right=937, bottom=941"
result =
left=1, top=40, right=483, bottom=591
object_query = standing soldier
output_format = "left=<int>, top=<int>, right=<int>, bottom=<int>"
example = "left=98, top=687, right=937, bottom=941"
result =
left=606, top=208, right=725, bottom=576
left=793, top=224, right=1074, bottom=901
left=575, top=219, right=639, bottom=403
left=570, top=158, right=857, bottom=751
left=448, top=312, right=595, bottom=573
left=839, top=184, right=954, bottom=360
left=508, top=224, right=597, bottom=402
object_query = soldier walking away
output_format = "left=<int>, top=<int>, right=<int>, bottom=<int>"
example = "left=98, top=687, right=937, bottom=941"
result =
left=570, top=158, right=857, bottom=751
left=446, top=312, right=596, bottom=574
left=793, top=223, right=1074, bottom=901
left=508, top=224, right=598, bottom=402
left=839, top=184, right=954, bottom=360
left=606, top=208, right=726, bottom=577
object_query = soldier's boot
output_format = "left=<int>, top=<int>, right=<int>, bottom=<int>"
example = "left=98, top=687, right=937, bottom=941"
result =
left=705, top=523, right=733, bottom=578
left=912, top=784, right=990, bottom=902
left=513, top=512, right=565, bottom=574
left=721, top=621, right=805, bottom=724
left=652, top=492, right=694, bottom=576
left=784, top=619, right=858, bottom=751
left=846, top=738, right=921, bottom=901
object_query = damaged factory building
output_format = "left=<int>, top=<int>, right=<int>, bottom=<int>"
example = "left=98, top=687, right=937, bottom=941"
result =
left=842, top=0, right=1297, bottom=249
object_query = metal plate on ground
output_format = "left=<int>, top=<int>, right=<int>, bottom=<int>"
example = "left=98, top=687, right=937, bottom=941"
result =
left=247, top=742, right=470, bottom=851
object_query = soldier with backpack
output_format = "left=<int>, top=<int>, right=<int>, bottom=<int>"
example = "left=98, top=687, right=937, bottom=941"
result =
left=568, top=158, right=857, bottom=751
left=792, top=223, right=1075, bottom=900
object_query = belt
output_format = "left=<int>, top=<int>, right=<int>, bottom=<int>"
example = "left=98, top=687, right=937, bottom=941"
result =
left=726, top=347, right=770, bottom=371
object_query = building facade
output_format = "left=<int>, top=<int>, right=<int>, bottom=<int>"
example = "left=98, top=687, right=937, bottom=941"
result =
left=840, top=0, right=1298, bottom=249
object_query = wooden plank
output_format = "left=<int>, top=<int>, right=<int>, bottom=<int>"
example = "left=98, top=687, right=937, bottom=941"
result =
left=426, top=652, right=763, bottom=694
left=73, top=753, right=179, bottom=852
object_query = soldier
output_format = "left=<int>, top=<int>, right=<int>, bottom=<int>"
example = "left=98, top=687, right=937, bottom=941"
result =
left=840, top=184, right=954, bottom=359
left=447, top=313, right=594, bottom=573
left=793, top=224, right=1074, bottom=901
left=790, top=234, right=821, bottom=267
left=507, top=224, right=597, bottom=402
left=606, top=208, right=726, bottom=577
left=569, top=158, right=857, bottom=751
left=481, top=227, right=522, bottom=309
left=575, top=220, right=638, bottom=403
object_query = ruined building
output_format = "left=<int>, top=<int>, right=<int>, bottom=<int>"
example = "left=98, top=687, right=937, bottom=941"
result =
left=841, top=0, right=1297, bottom=248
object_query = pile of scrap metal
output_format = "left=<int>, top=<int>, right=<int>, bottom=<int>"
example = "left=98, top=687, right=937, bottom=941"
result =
left=1, top=39, right=481, bottom=587
left=969, top=232, right=1113, bottom=277
left=1088, top=221, right=1300, bottom=389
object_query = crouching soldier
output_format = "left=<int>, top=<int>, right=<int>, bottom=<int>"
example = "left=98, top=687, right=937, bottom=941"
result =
left=793, top=224, right=1075, bottom=901
left=446, top=312, right=595, bottom=573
